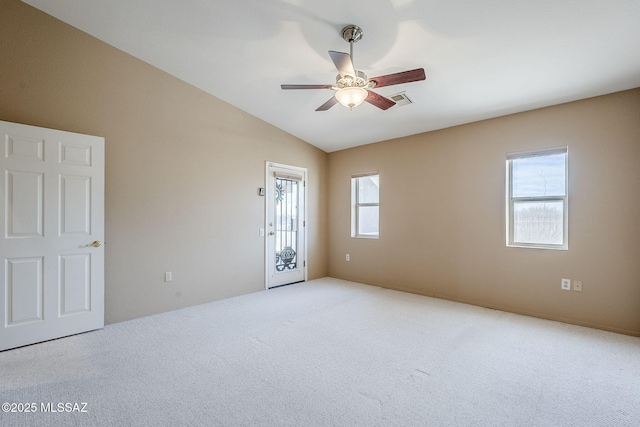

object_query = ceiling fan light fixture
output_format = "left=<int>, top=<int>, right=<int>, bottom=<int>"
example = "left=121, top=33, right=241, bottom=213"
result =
left=335, top=87, right=368, bottom=109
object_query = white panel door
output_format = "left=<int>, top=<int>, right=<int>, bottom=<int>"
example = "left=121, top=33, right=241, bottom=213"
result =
left=266, top=163, right=306, bottom=289
left=0, top=120, right=104, bottom=351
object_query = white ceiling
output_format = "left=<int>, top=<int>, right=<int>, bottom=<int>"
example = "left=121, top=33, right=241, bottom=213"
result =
left=22, top=0, right=640, bottom=152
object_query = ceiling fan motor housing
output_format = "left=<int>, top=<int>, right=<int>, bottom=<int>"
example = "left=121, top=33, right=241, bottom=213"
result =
left=335, top=70, right=371, bottom=89
left=341, top=25, right=363, bottom=43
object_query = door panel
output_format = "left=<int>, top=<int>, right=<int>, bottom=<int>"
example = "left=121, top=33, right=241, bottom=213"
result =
left=0, top=120, right=104, bottom=351
left=6, top=171, right=44, bottom=238
left=60, top=253, right=91, bottom=316
left=6, top=257, right=44, bottom=325
left=60, top=174, right=92, bottom=235
left=6, top=133, right=44, bottom=161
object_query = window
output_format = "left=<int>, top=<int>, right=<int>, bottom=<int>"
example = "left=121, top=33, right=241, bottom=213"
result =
left=506, top=147, right=568, bottom=250
left=351, top=172, right=379, bottom=238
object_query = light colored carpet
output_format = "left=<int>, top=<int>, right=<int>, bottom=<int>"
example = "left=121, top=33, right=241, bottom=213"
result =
left=1, top=277, right=639, bottom=426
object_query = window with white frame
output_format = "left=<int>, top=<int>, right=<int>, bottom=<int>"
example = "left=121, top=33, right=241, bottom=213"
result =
left=351, top=172, right=379, bottom=238
left=506, top=147, right=568, bottom=249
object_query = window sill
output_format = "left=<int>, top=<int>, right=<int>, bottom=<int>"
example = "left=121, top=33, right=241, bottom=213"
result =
left=507, top=243, right=567, bottom=251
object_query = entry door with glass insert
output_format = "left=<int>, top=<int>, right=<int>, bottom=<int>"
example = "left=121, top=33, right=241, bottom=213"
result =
left=266, top=163, right=306, bottom=288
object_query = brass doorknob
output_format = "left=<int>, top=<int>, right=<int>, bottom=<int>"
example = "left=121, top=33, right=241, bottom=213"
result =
left=269, top=231, right=275, bottom=236
left=90, top=240, right=103, bottom=247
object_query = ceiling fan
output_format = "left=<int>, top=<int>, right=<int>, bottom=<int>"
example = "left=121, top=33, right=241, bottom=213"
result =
left=281, top=25, right=426, bottom=111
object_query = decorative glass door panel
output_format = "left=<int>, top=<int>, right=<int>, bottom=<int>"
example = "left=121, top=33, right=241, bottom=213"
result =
left=275, top=178, right=298, bottom=272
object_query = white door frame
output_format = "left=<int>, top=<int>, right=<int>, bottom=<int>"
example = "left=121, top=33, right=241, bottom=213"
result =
left=265, top=161, right=307, bottom=289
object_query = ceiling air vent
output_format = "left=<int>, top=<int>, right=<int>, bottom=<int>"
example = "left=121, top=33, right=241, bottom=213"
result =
left=389, top=92, right=413, bottom=107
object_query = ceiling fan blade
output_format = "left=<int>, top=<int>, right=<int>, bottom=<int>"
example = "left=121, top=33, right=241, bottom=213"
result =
left=281, top=84, right=334, bottom=90
left=329, top=51, right=356, bottom=78
left=369, top=68, right=426, bottom=88
left=365, top=90, right=396, bottom=110
left=316, top=96, right=339, bottom=111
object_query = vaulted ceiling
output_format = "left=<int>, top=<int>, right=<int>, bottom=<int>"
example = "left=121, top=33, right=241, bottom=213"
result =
left=22, top=0, right=640, bottom=152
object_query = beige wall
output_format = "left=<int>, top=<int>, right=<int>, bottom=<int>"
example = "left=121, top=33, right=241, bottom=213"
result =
left=0, top=0, right=328, bottom=324
left=328, top=88, right=640, bottom=336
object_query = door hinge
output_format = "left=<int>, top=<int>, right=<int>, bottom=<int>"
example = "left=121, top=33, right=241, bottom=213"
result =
left=304, top=261, right=306, bottom=267
left=303, top=181, right=306, bottom=187
left=303, top=220, right=306, bottom=227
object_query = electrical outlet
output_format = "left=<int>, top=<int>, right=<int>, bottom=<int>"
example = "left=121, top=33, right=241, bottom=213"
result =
left=561, top=278, right=571, bottom=290
left=574, top=280, right=582, bottom=292
left=165, top=272, right=172, bottom=282
left=346, top=254, right=350, bottom=261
